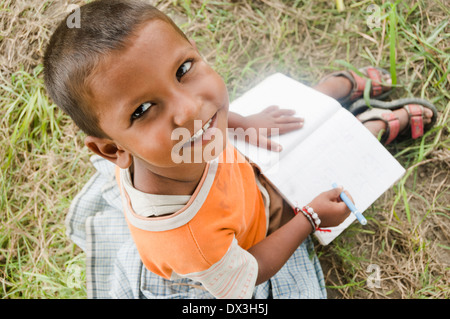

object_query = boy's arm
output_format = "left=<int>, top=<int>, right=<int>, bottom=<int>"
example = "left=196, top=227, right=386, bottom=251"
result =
left=248, top=212, right=312, bottom=285
left=248, top=187, right=350, bottom=285
left=228, top=106, right=304, bottom=152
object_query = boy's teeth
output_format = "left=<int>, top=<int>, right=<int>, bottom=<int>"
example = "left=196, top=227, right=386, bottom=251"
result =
left=189, top=118, right=213, bottom=142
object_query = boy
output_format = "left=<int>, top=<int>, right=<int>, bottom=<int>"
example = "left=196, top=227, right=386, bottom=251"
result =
left=44, top=0, right=434, bottom=298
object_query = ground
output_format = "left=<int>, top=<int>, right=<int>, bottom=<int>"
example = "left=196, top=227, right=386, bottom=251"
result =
left=1, top=0, right=449, bottom=298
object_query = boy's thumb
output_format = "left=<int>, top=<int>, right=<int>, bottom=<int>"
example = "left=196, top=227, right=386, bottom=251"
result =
left=329, top=185, right=344, bottom=199
left=332, top=185, right=343, bottom=194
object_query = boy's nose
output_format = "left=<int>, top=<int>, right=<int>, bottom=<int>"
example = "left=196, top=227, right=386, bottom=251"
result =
left=172, top=90, right=203, bottom=127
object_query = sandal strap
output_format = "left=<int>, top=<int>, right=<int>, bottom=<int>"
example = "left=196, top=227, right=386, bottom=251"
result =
left=366, top=67, right=383, bottom=96
left=381, top=112, right=400, bottom=145
left=348, top=70, right=367, bottom=101
left=357, top=108, right=400, bottom=145
left=404, top=104, right=424, bottom=139
left=348, top=67, right=385, bottom=101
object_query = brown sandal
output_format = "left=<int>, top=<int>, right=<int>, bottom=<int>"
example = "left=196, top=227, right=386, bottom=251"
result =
left=319, top=66, right=393, bottom=106
left=355, top=98, right=438, bottom=145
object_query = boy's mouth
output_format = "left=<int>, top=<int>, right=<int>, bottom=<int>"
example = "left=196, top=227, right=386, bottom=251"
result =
left=188, top=115, right=215, bottom=143
left=186, top=112, right=218, bottom=145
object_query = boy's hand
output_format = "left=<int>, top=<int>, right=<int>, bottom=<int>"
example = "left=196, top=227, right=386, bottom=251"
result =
left=308, top=187, right=352, bottom=228
left=235, top=105, right=304, bottom=152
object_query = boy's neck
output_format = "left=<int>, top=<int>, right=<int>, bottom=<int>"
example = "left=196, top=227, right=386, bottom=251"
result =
left=131, top=160, right=208, bottom=196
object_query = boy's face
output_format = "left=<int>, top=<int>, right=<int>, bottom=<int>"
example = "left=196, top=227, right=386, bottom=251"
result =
left=86, top=20, right=229, bottom=182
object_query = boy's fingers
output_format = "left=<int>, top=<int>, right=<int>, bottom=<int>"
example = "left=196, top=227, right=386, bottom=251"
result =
left=329, top=186, right=344, bottom=198
left=275, top=116, right=304, bottom=124
left=259, top=135, right=283, bottom=152
left=262, top=105, right=279, bottom=113
left=276, top=121, right=304, bottom=134
left=328, top=186, right=354, bottom=202
left=330, top=188, right=355, bottom=214
left=271, top=109, right=297, bottom=117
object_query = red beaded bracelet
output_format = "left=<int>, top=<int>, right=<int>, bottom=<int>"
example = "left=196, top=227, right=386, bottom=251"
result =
left=294, top=205, right=331, bottom=233
left=294, top=206, right=315, bottom=233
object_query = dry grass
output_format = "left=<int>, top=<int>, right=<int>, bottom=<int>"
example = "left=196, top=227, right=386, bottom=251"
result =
left=1, top=0, right=449, bottom=298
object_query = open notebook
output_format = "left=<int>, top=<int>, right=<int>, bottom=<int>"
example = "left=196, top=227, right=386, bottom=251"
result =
left=229, top=73, right=405, bottom=245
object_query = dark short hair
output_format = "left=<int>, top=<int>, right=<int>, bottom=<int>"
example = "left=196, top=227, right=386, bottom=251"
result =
left=43, top=0, right=188, bottom=138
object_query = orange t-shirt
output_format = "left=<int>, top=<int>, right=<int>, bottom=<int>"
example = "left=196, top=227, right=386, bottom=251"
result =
left=116, top=143, right=267, bottom=298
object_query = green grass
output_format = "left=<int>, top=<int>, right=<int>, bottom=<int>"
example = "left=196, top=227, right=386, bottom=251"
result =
left=1, top=0, right=449, bottom=299
left=0, top=65, right=89, bottom=298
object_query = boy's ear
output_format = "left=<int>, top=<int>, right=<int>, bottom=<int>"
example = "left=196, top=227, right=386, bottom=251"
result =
left=84, top=136, right=133, bottom=169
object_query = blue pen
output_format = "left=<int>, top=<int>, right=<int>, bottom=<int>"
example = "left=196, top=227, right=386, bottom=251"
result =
left=332, top=183, right=367, bottom=225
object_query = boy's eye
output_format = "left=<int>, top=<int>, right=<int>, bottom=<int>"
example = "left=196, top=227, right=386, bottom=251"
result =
left=131, top=102, right=152, bottom=121
left=176, top=60, right=192, bottom=80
